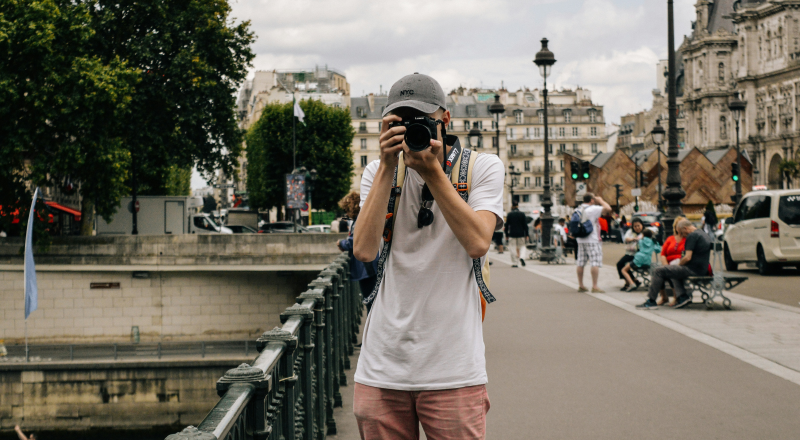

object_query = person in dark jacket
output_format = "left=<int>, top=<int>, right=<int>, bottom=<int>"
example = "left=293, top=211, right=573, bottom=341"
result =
left=337, top=192, right=378, bottom=313
left=505, top=203, right=530, bottom=267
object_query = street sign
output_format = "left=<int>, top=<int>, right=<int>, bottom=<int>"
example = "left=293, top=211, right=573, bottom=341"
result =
left=214, top=183, right=235, bottom=189
left=127, top=200, right=140, bottom=213
left=575, top=182, right=587, bottom=197
left=631, top=188, right=642, bottom=197
left=301, top=202, right=309, bottom=212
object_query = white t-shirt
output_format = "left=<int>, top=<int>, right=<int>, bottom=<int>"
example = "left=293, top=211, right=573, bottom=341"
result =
left=575, top=204, right=604, bottom=244
left=355, top=153, right=504, bottom=391
left=554, top=224, right=567, bottom=244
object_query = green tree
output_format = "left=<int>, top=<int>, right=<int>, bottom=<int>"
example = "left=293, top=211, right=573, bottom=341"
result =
left=166, top=166, right=192, bottom=196
left=0, top=0, right=138, bottom=237
left=247, top=100, right=355, bottom=213
left=779, top=160, right=799, bottom=188
left=87, top=0, right=255, bottom=195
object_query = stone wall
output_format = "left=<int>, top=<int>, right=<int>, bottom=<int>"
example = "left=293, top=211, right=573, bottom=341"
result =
left=0, top=360, right=243, bottom=431
left=0, top=270, right=318, bottom=344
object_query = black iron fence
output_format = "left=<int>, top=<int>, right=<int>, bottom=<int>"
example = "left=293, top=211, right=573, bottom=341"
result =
left=165, top=253, right=362, bottom=440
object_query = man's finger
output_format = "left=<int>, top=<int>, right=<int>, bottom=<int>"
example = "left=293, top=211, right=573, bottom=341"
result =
left=381, top=115, right=402, bottom=134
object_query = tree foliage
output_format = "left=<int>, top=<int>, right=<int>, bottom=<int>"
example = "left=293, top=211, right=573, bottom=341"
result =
left=87, top=0, right=255, bottom=195
left=0, top=0, right=138, bottom=235
left=246, top=100, right=355, bottom=212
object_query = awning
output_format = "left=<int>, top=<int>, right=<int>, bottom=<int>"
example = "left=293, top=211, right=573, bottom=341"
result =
left=45, top=201, right=81, bottom=221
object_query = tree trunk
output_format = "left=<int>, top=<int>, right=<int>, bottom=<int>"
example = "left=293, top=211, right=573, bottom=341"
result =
left=80, top=197, right=95, bottom=236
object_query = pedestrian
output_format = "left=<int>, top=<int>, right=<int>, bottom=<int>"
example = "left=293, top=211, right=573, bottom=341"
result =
left=621, top=229, right=661, bottom=291
left=656, top=216, right=687, bottom=306
left=352, top=73, right=503, bottom=439
left=700, top=201, right=718, bottom=237
left=599, top=215, right=609, bottom=240
left=616, top=218, right=645, bottom=289
left=572, top=193, right=613, bottom=293
left=493, top=229, right=505, bottom=253
left=554, top=217, right=568, bottom=247
left=337, top=192, right=379, bottom=315
left=637, top=220, right=712, bottom=310
left=505, top=203, right=529, bottom=267
left=15, top=425, right=36, bottom=440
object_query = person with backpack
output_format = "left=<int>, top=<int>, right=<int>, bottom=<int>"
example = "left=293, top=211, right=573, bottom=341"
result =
left=352, top=73, right=504, bottom=439
left=570, top=193, right=612, bottom=293
left=505, top=203, right=529, bottom=267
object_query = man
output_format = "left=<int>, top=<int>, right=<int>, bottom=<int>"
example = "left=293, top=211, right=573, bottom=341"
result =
left=352, top=73, right=504, bottom=439
left=554, top=217, right=568, bottom=246
left=637, top=220, right=711, bottom=310
left=505, top=203, right=529, bottom=267
left=574, top=193, right=612, bottom=293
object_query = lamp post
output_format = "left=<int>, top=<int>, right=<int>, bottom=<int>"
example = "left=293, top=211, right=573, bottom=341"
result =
left=534, top=38, right=556, bottom=258
left=489, top=94, right=505, bottom=156
left=651, top=119, right=666, bottom=212
left=728, top=92, right=746, bottom=204
left=468, top=122, right=482, bottom=149
left=306, top=168, right=317, bottom=225
left=662, top=0, right=685, bottom=238
left=509, top=164, right=521, bottom=206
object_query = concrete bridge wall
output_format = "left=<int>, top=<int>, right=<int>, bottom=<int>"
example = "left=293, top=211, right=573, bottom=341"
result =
left=0, top=360, right=244, bottom=432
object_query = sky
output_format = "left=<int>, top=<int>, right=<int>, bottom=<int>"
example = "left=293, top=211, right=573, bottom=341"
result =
left=193, top=0, right=696, bottom=189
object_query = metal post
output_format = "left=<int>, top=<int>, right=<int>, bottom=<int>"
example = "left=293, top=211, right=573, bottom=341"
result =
left=657, top=144, right=663, bottom=211
left=663, top=0, right=685, bottom=238
left=735, top=120, right=743, bottom=203
left=131, top=153, right=138, bottom=235
left=540, top=84, right=554, bottom=254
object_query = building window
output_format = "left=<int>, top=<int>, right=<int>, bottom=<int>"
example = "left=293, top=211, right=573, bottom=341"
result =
left=591, top=143, right=598, bottom=153
left=467, top=105, right=477, bottom=117
left=359, top=122, right=367, bottom=133
left=549, top=160, right=554, bottom=170
left=590, top=127, right=597, bottom=136
left=509, top=128, right=516, bottom=139
left=535, top=176, right=542, bottom=186
left=464, top=121, right=470, bottom=131
left=524, top=160, right=531, bottom=171
left=493, top=136, right=499, bottom=148
left=589, top=111, right=597, bottom=123
left=491, top=120, right=498, bottom=130
left=360, top=155, right=368, bottom=167
left=510, top=144, right=517, bottom=154
left=360, top=139, right=367, bottom=149
left=522, top=194, right=530, bottom=202
left=572, top=127, right=579, bottom=137
left=548, top=144, right=553, bottom=154
left=560, top=160, right=564, bottom=170
left=534, top=127, right=541, bottom=138
left=538, top=111, right=544, bottom=124
left=559, top=144, right=566, bottom=152
left=560, top=176, right=565, bottom=187
left=515, top=111, right=524, bottom=124
left=478, top=121, right=483, bottom=130
left=558, top=127, right=566, bottom=137
left=573, top=143, right=580, bottom=153
left=357, top=107, right=366, bottom=118
left=564, top=111, right=571, bottom=123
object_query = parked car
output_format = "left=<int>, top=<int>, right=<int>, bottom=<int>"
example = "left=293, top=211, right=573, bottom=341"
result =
left=306, top=225, right=331, bottom=233
left=258, top=222, right=309, bottom=233
left=227, top=225, right=258, bottom=234
left=723, top=189, right=800, bottom=275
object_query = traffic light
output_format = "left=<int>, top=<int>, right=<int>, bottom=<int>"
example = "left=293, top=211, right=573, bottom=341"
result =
left=570, top=161, right=580, bottom=180
left=581, top=161, right=591, bottom=180
left=731, top=162, right=740, bottom=182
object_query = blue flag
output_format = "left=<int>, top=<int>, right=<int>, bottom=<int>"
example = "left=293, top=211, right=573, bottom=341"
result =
left=24, top=188, right=39, bottom=319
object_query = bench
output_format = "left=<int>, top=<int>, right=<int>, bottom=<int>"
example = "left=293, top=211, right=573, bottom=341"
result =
left=687, top=275, right=748, bottom=310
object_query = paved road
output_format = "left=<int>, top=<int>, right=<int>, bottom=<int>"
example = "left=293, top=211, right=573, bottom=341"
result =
left=602, top=242, right=800, bottom=308
left=336, top=256, right=800, bottom=439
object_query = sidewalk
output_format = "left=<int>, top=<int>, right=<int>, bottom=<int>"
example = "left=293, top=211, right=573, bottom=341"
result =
left=490, top=249, right=800, bottom=385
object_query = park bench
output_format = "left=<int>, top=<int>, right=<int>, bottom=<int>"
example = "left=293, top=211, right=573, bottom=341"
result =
left=685, top=241, right=747, bottom=310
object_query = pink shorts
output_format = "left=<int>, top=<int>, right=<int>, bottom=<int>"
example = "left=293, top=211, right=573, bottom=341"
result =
left=353, top=382, right=490, bottom=440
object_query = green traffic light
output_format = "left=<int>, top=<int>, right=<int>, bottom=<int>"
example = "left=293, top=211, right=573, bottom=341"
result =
left=733, top=175, right=739, bottom=182
left=582, top=173, right=589, bottom=179
left=571, top=173, right=578, bottom=179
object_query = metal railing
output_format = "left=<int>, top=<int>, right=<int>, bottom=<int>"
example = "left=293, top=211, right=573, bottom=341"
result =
left=165, top=254, right=361, bottom=440
left=1, top=340, right=255, bottom=362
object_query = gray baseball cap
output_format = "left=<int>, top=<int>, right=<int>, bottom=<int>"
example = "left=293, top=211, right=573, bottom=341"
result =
left=382, top=73, right=447, bottom=117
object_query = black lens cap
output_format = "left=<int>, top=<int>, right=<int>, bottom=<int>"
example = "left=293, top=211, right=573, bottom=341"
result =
left=417, top=208, right=434, bottom=228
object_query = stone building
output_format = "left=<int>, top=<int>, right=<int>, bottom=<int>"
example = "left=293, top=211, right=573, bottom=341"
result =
left=681, top=0, right=800, bottom=189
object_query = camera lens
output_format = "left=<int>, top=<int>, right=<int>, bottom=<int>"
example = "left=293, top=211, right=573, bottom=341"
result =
left=405, top=124, right=432, bottom=152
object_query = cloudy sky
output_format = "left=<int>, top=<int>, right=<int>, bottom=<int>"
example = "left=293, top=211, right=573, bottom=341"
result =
left=194, top=0, right=697, bottom=188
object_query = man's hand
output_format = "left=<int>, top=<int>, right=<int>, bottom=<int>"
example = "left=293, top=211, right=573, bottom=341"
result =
left=595, top=196, right=612, bottom=215
left=680, top=250, right=693, bottom=266
left=378, top=115, right=406, bottom=170
left=402, top=138, right=444, bottom=181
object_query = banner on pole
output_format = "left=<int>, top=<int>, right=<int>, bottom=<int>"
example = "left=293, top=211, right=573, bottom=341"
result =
left=24, top=188, right=39, bottom=319
left=285, top=174, right=307, bottom=209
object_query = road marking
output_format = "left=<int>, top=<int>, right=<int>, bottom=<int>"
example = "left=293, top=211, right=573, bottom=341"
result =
left=490, top=254, right=800, bottom=387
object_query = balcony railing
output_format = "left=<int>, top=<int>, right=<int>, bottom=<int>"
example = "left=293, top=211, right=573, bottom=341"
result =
left=164, top=254, right=360, bottom=440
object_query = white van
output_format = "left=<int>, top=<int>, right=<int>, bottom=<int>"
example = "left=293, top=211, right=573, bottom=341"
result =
left=723, top=189, right=800, bottom=274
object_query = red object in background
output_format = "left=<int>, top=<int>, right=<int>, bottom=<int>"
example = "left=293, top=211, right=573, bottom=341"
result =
left=0, top=204, right=54, bottom=224
left=599, top=217, right=608, bottom=233
left=45, top=201, right=81, bottom=222
left=233, top=195, right=243, bottom=208
left=771, top=220, right=779, bottom=238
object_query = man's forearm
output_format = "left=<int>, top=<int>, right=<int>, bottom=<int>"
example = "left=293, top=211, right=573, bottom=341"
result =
left=353, top=164, right=394, bottom=262
left=424, top=168, right=493, bottom=259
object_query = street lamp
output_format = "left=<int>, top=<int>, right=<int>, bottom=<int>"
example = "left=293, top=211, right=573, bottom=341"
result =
left=662, top=0, right=686, bottom=239
left=468, top=122, right=482, bottom=149
left=728, top=92, right=746, bottom=204
left=651, top=119, right=666, bottom=212
left=509, top=163, right=522, bottom=206
left=489, top=94, right=505, bottom=156
left=534, top=37, right=556, bottom=259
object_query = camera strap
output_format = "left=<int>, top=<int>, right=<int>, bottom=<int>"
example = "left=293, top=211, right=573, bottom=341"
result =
left=363, top=138, right=496, bottom=311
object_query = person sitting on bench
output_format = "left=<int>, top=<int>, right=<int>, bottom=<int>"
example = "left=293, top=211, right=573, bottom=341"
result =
left=621, top=228, right=660, bottom=291
left=637, top=220, right=712, bottom=310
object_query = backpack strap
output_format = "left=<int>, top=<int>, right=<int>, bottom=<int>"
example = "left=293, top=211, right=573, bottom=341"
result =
left=458, top=149, right=496, bottom=305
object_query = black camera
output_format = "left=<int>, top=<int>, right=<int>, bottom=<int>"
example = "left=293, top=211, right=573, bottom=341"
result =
left=389, top=116, right=440, bottom=152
